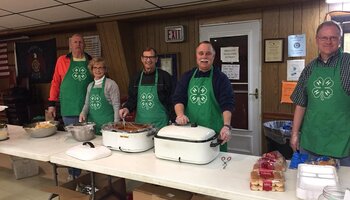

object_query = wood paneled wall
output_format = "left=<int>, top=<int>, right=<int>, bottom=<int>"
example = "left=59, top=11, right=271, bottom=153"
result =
left=128, top=0, right=339, bottom=122
left=2, top=0, right=345, bottom=128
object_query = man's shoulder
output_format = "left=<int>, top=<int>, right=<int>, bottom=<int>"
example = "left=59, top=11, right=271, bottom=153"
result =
left=57, top=54, right=69, bottom=60
left=157, top=68, right=172, bottom=76
left=213, top=66, right=229, bottom=77
left=342, top=52, right=350, bottom=59
left=56, top=54, right=71, bottom=66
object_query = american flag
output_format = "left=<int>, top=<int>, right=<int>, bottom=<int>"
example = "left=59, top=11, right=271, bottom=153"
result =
left=0, top=43, right=10, bottom=78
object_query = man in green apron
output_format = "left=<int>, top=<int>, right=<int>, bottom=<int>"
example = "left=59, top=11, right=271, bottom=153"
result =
left=290, top=21, right=350, bottom=166
left=47, top=34, right=92, bottom=179
left=173, top=41, right=235, bottom=152
left=119, top=47, right=174, bottom=130
left=47, top=34, right=92, bottom=126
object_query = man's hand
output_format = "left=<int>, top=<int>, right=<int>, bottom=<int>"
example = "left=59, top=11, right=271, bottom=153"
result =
left=219, top=126, right=231, bottom=144
left=290, top=133, right=299, bottom=152
left=119, top=108, right=129, bottom=119
left=47, top=106, right=56, bottom=119
left=79, top=114, right=86, bottom=123
left=175, top=115, right=189, bottom=125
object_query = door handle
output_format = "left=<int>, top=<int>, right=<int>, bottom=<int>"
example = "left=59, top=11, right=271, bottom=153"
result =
left=248, top=88, right=259, bottom=99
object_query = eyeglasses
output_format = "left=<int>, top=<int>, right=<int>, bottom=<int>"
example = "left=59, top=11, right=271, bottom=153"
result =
left=317, top=36, right=340, bottom=42
left=92, top=67, right=105, bottom=70
left=142, top=56, right=157, bottom=60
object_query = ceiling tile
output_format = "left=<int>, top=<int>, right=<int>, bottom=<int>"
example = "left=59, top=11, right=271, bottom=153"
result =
left=0, top=9, right=11, bottom=16
left=0, top=14, right=45, bottom=29
left=0, top=0, right=61, bottom=13
left=22, top=5, right=94, bottom=23
left=57, top=0, right=88, bottom=3
left=149, top=0, right=221, bottom=7
left=70, top=0, right=159, bottom=16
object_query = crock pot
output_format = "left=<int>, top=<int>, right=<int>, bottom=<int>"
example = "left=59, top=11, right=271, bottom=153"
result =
left=101, top=122, right=156, bottom=152
left=154, top=123, right=220, bottom=164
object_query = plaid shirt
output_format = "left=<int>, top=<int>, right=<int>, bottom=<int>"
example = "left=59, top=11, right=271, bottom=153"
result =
left=291, top=49, right=350, bottom=107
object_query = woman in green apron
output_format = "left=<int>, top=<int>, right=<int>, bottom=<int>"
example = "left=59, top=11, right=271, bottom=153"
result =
left=80, top=57, right=120, bottom=135
left=173, top=41, right=235, bottom=152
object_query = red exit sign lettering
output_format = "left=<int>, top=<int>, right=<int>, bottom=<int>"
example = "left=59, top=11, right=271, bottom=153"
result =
left=165, top=26, right=185, bottom=43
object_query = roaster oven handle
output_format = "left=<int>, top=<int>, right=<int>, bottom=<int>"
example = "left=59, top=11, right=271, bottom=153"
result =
left=210, top=134, right=223, bottom=147
left=83, top=141, right=95, bottom=148
left=146, top=128, right=157, bottom=137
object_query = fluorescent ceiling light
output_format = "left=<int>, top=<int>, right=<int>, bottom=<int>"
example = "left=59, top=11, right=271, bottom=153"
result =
left=326, top=0, right=350, bottom=3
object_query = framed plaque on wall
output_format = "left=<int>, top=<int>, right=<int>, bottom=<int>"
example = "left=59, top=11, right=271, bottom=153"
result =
left=156, top=53, right=179, bottom=83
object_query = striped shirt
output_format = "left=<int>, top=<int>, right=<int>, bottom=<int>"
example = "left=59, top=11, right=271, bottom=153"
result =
left=291, top=49, right=350, bottom=107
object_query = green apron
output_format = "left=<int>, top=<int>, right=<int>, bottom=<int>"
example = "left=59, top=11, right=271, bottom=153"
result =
left=135, top=69, right=169, bottom=129
left=301, top=52, right=350, bottom=157
left=60, top=57, right=92, bottom=116
left=186, top=67, right=226, bottom=152
left=87, top=77, right=114, bottom=135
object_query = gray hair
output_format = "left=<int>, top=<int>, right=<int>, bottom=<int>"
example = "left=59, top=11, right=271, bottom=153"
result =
left=316, top=20, right=343, bottom=37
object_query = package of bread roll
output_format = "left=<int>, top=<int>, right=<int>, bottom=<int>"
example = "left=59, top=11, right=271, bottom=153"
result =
left=253, top=159, right=286, bottom=172
left=250, top=171, right=285, bottom=192
left=261, top=151, right=287, bottom=170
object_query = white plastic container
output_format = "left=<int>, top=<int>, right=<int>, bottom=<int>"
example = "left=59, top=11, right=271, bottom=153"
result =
left=296, top=164, right=339, bottom=200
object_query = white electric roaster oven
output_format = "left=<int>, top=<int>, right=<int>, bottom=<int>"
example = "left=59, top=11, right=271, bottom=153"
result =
left=154, top=123, right=221, bottom=164
left=101, top=122, right=156, bottom=153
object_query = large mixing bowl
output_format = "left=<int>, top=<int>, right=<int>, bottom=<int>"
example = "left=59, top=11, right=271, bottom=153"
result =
left=23, top=121, right=59, bottom=138
left=65, top=122, right=96, bottom=142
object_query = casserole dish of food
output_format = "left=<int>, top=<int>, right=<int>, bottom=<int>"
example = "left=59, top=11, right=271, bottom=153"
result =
left=154, top=123, right=220, bottom=164
left=23, top=121, right=59, bottom=138
left=101, top=122, right=156, bottom=152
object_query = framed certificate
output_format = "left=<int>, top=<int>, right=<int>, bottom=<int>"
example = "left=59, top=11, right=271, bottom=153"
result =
left=156, top=53, right=179, bottom=83
left=264, top=38, right=284, bottom=63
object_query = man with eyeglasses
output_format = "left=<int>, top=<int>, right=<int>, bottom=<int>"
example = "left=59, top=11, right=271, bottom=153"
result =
left=290, top=21, right=350, bottom=166
left=172, top=41, right=235, bottom=152
left=119, top=47, right=174, bottom=129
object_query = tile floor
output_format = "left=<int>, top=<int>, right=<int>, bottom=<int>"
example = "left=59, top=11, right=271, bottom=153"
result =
left=0, top=167, right=55, bottom=200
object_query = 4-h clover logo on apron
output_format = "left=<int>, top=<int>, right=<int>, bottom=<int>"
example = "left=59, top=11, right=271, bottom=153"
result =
left=72, top=66, right=87, bottom=81
left=312, top=77, right=334, bottom=101
left=90, top=94, right=102, bottom=110
left=140, top=93, right=154, bottom=110
left=189, top=85, right=208, bottom=105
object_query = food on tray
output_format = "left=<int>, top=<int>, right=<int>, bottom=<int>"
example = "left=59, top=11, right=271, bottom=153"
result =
left=107, top=122, right=151, bottom=132
left=34, top=122, right=55, bottom=129
left=250, top=171, right=285, bottom=192
left=308, top=156, right=339, bottom=168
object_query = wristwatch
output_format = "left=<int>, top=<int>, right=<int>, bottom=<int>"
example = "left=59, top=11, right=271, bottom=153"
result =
left=224, top=124, right=232, bottom=130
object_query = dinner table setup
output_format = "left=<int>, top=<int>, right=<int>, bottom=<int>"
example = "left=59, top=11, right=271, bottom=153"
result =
left=0, top=120, right=349, bottom=200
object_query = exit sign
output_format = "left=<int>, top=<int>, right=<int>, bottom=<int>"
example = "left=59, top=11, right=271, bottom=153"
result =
left=165, top=25, right=185, bottom=43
